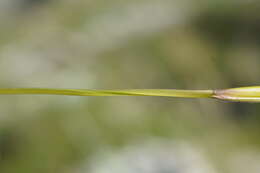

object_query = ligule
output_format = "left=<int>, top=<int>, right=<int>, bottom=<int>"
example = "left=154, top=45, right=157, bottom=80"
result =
left=213, top=86, right=260, bottom=102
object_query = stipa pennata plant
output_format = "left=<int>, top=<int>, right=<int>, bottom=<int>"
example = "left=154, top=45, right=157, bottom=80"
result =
left=0, top=86, right=260, bottom=102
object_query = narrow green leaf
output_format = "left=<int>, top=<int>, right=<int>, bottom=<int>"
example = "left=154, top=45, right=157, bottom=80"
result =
left=0, top=88, right=213, bottom=98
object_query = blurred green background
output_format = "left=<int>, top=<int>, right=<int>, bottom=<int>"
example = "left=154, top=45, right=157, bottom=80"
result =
left=1, top=0, right=260, bottom=173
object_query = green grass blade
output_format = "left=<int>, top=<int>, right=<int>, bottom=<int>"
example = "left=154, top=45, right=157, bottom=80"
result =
left=0, top=88, right=213, bottom=98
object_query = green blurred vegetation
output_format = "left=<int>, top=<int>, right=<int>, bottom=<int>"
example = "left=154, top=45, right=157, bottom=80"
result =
left=1, top=0, right=260, bottom=173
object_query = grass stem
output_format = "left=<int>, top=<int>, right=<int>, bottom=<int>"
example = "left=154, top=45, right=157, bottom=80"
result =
left=0, top=86, right=260, bottom=102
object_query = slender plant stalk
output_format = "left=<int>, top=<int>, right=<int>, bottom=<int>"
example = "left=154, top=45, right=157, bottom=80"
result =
left=0, top=86, right=260, bottom=102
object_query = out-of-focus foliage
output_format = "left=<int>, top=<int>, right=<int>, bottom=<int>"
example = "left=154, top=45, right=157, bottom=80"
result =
left=1, top=0, right=260, bottom=173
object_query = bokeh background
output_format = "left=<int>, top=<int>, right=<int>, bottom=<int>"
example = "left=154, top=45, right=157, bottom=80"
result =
left=1, top=0, right=260, bottom=173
